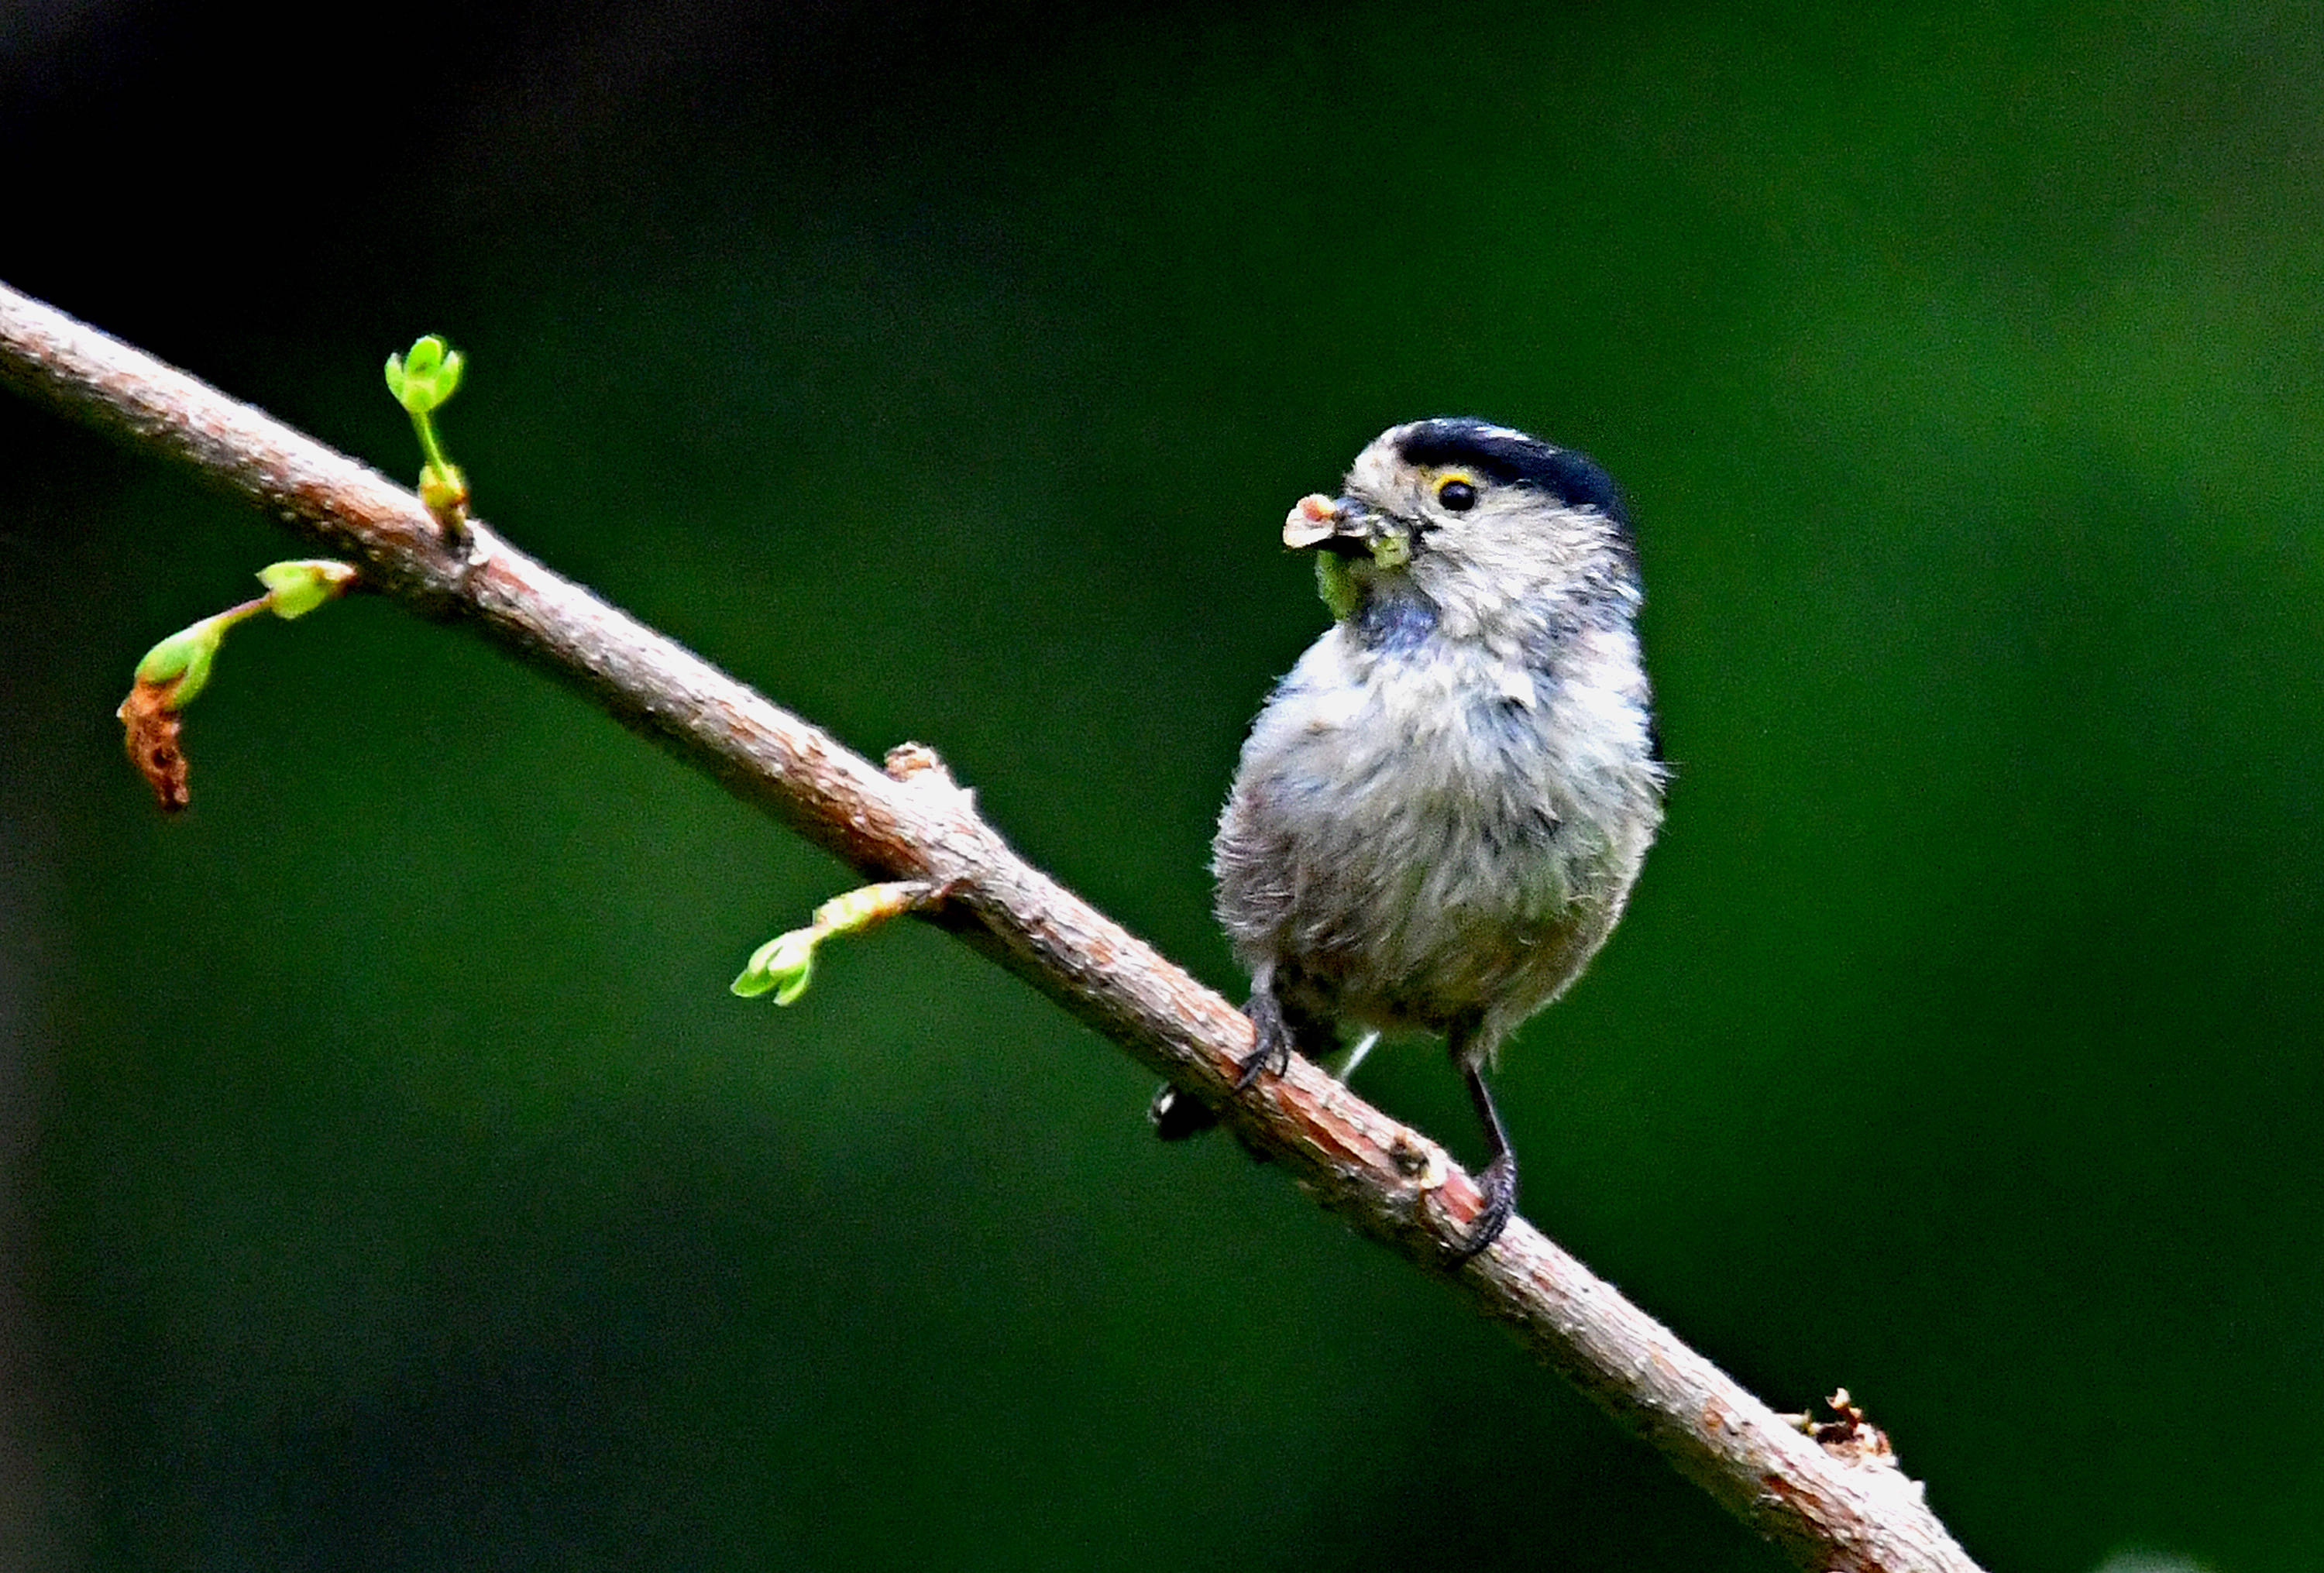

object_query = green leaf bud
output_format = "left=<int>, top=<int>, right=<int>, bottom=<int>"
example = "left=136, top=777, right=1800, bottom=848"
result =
left=418, top=462, right=469, bottom=516
left=132, top=618, right=224, bottom=706
left=732, top=929, right=818, bottom=1003
left=256, top=559, right=358, bottom=620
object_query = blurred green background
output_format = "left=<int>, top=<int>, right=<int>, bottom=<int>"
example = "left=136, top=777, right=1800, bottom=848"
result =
left=4, top=2, right=2321, bottom=1568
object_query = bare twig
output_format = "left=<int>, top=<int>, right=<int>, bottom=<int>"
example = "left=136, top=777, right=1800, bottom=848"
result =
left=0, top=280, right=1985, bottom=1573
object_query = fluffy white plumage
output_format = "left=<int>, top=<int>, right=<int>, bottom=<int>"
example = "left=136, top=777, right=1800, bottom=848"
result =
left=1171, top=417, right=1665, bottom=1260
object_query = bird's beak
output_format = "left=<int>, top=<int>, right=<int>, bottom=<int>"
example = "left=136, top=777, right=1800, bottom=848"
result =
left=1281, top=493, right=1374, bottom=556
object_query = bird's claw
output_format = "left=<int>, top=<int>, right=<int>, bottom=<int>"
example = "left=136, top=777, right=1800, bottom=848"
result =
left=1233, top=990, right=1296, bottom=1090
left=1445, top=1152, right=1518, bottom=1266
left=1146, top=982, right=1299, bottom=1142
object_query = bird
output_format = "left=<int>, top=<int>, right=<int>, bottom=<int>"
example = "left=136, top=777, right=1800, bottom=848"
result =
left=1150, top=417, right=1666, bottom=1262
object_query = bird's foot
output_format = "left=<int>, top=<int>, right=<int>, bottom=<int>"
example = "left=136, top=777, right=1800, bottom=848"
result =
left=1445, top=1152, right=1518, bottom=1266
left=1233, top=988, right=1297, bottom=1090
left=1147, top=981, right=1299, bottom=1142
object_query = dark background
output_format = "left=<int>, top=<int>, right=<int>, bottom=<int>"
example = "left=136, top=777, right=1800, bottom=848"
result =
left=4, top=2, right=2319, bottom=1568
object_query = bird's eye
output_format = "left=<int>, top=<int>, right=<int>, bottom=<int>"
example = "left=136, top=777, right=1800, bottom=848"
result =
left=1437, top=478, right=1479, bottom=512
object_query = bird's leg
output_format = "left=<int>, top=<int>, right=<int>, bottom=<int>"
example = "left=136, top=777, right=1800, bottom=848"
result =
left=1235, top=966, right=1299, bottom=1088
left=1446, top=1022, right=1518, bottom=1263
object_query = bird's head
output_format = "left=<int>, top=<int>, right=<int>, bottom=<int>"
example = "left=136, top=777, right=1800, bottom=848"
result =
left=1284, top=418, right=1636, bottom=638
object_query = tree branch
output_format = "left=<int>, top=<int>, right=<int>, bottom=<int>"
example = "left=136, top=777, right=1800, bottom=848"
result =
left=0, top=279, right=1985, bottom=1573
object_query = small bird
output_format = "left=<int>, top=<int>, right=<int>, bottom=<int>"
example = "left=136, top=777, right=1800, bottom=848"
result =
left=1153, top=418, right=1665, bottom=1261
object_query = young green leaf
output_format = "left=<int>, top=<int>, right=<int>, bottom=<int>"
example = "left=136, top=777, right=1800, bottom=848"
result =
left=385, top=335, right=464, bottom=416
